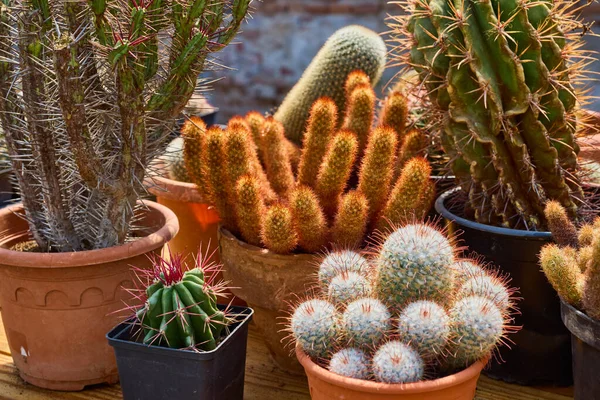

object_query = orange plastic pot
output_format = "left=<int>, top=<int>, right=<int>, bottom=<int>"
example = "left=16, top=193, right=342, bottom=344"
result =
left=218, top=227, right=320, bottom=374
left=296, top=347, right=486, bottom=400
left=0, top=201, right=178, bottom=391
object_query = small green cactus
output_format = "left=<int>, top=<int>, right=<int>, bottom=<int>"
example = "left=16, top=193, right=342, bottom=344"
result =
left=457, top=274, right=512, bottom=313
left=329, top=348, right=370, bottom=380
left=375, top=223, right=455, bottom=307
left=372, top=341, right=424, bottom=384
left=318, top=250, right=371, bottom=289
left=398, top=300, right=450, bottom=359
left=328, top=271, right=372, bottom=305
left=274, top=26, right=387, bottom=145
left=342, top=298, right=392, bottom=347
left=291, top=299, right=340, bottom=357
left=164, top=137, right=191, bottom=182
left=136, top=252, right=229, bottom=351
left=452, top=260, right=486, bottom=286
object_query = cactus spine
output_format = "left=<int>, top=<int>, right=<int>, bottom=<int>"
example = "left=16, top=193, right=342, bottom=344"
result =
left=274, top=26, right=387, bottom=145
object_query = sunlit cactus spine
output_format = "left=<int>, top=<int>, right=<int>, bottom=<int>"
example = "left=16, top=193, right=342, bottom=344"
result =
left=290, top=186, right=328, bottom=253
left=389, top=0, right=593, bottom=229
left=316, top=131, right=358, bottom=215
left=357, top=126, right=398, bottom=221
left=274, top=25, right=387, bottom=145
left=134, top=251, right=230, bottom=351
left=297, top=98, right=338, bottom=188
left=331, top=191, right=369, bottom=248
left=0, top=0, right=250, bottom=251
left=261, top=204, right=298, bottom=255
left=291, top=299, right=340, bottom=357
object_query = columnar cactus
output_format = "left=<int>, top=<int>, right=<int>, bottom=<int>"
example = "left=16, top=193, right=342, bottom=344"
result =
left=0, top=0, right=250, bottom=251
left=379, top=92, right=409, bottom=139
left=342, top=85, right=376, bottom=153
left=261, top=204, right=298, bottom=255
left=135, top=252, right=230, bottom=351
left=290, top=222, right=516, bottom=383
left=274, top=26, right=387, bottom=145
left=262, top=119, right=296, bottom=199
left=181, top=117, right=207, bottom=189
left=331, top=191, right=370, bottom=248
left=234, top=176, right=265, bottom=247
left=290, top=186, right=327, bottom=253
left=388, top=0, right=594, bottom=229
left=540, top=202, right=600, bottom=319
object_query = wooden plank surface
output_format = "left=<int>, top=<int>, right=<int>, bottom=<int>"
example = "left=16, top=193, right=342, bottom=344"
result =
left=0, top=319, right=574, bottom=400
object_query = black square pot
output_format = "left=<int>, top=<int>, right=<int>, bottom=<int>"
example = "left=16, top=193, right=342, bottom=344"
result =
left=107, top=305, right=253, bottom=400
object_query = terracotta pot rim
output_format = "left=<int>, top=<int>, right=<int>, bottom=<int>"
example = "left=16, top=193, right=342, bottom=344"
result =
left=219, top=226, right=319, bottom=262
left=0, top=200, right=179, bottom=268
left=145, top=173, right=207, bottom=204
left=296, top=346, right=486, bottom=394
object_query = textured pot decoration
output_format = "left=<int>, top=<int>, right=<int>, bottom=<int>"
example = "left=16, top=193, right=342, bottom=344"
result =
left=288, top=222, right=518, bottom=399
left=0, top=201, right=178, bottom=390
left=219, top=227, right=319, bottom=373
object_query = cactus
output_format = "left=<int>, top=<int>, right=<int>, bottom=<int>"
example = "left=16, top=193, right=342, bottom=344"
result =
left=578, top=224, right=595, bottom=247
left=318, top=250, right=371, bottom=289
left=342, top=298, right=392, bottom=347
left=164, top=138, right=191, bottom=182
left=378, top=157, right=434, bottom=230
left=331, top=191, right=370, bottom=248
left=290, top=222, right=517, bottom=383
left=328, top=271, right=372, bottom=305
left=342, top=85, right=376, bottom=154
left=234, top=176, right=265, bottom=247
left=329, top=348, right=370, bottom=379
left=445, top=296, right=505, bottom=369
left=539, top=244, right=583, bottom=306
left=290, top=186, right=327, bottom=253
left=545, top=201, right=579, bottom=248
left=357, top=127, right=398, bottom=221
left=316, top=131, right=358, bottom=215
left=375, top=223, right=455, bottom=307
left=345, top=71, right=371, bottom=99
left=297, top=99, right=338, bottom=188
left=397, top=300, right=450, bottom=358
left=379, top=92, right=409, bottom=139
left=135, top=252, right=229, bottom=351
left=372, top=341, right=424, bottom=384
left=224, top=125, right=255, bottom=202
left=0, top=0, right=250, bottom=251
left=583, top=237, right=600, bottom=319
left=274, top=26, right=387, bottom=145
left=395, top=129, right=428, bottom=175
left=389, top=0, right=592, bottom=230
left=261, top=204, right=298, bottom=254
left=291, top=299, right=340, bottom=357
left=182, top=117, right=207, bottom=190
left=261, top=119, right=296, bottom=199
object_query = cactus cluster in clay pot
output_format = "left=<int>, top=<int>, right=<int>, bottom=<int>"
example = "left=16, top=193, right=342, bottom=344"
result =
left=182, top=72, right=436, bottom=254
left=289, top=222, right=518, bottom=384
left=388, top=0, right=596, bottom=230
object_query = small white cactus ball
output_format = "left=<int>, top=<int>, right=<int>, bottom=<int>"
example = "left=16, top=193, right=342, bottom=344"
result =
left=372, top=341, right=424, bottom=383
left=319, top=250, right=370, bottom=288
left=398, top=300, right=450, bottom=357
left=342, top=298, right=391, bottom=346
left=379, top=224, right=454, bottom=266
left=291, top=299, right=339, bottom=357
left=452, top=260, right=486, bottom=285
left=328, top=348, right=370, bottom=380
left=450, top=295, right=504, bottom=364
left=458, top=274, right=511, bottom=313
left=328, top=271, right=372, bottom=305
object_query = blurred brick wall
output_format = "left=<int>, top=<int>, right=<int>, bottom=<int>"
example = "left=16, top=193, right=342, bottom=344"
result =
left=206, top=0, right=401, bottom=123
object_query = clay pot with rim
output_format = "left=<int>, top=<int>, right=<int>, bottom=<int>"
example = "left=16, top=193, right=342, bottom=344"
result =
left=218, top=226, right=320, bottom=374
left=297, top=347, right=485, bottom=400
left=0, top=201, right=178, bottom=391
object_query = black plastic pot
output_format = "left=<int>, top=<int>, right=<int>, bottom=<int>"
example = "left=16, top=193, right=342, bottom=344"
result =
left=435, top=188, right=572, bottom=386
left=561, top=300, right=600, bottom=400
left=107, top=305, right=253, bottom=400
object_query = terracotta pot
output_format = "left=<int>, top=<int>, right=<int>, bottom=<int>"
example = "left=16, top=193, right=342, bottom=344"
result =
left=297, top=347, right=485, bottom=400
left=218, top=226, right=319, bottom=374
left=0, top=201, right=179, bottom=391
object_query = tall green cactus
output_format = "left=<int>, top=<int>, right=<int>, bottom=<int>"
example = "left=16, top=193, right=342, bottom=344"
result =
left=0, top=0, right=250, bottom=251
left=274, top=25, right=387, bottom=145
left=389, top=0, right=592, bottom=230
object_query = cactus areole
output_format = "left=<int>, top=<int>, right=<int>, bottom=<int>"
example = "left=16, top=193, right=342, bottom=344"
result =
left=0, top=0, right=250, bottom=252
left=394, top=0, right=593, bottom=230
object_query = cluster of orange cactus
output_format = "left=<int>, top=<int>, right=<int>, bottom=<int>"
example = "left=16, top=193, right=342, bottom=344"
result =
left=182, top=72, right=435, bottom=254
